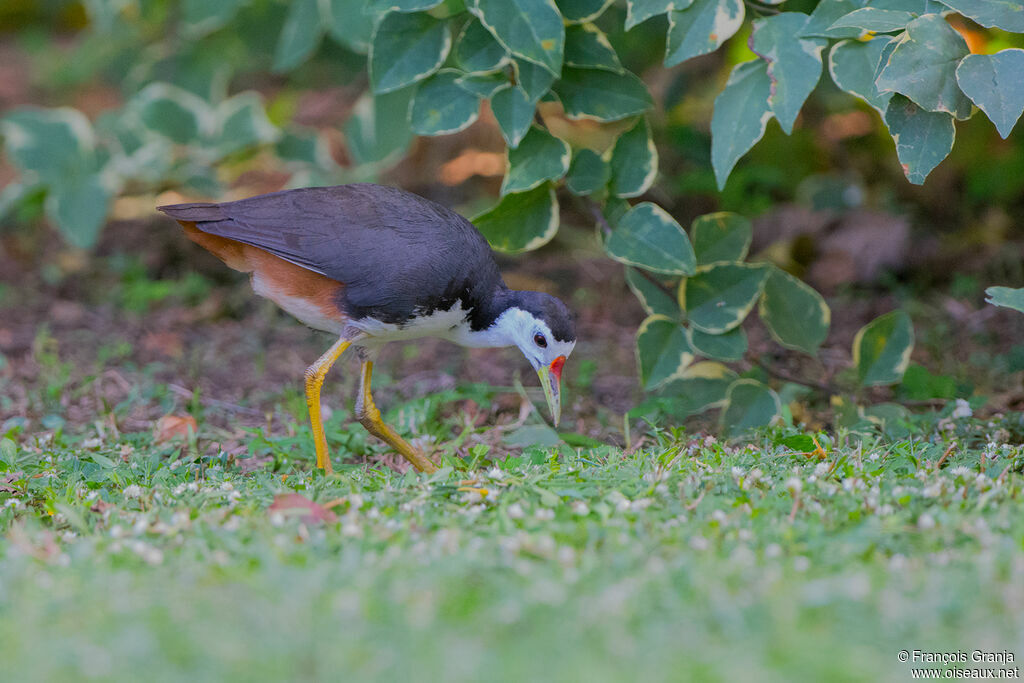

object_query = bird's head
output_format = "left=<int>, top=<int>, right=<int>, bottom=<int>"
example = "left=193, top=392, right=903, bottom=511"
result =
left=496, top=291, right=576, bottom=426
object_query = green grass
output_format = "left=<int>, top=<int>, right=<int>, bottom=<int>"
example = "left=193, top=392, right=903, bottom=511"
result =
left=2, top=417, right=1023, bottom=682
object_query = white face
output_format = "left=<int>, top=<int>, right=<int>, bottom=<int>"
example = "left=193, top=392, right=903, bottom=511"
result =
left=496, top=308, right=576, bottom=370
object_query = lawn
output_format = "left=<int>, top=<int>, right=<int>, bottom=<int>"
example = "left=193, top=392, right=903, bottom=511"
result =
left=2, top=410, right=1023, bottom=681
left=2, top=245, right=1023, bottom=681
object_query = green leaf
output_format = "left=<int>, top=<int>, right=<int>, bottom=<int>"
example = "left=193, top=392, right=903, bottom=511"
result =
left=471, top=0, right=565, bottom=77
left=720, top=379, right=781, bottom=436
left=275, top=128, right=334, bottom=167
left=213, top=92, right=278, bottom=156
left=609, top=117, right=657, bottom=198
left=325, top=0, right=380, bottom=53
left=883, top=94, right=955, bottom=185
left=658, top=362, right=738, bottom=415
left=370, top=11, right=451, bottom=94
left=556, top=0, right=614, bottom=23
left=664, top=0, right=744, bottom=67
left=680, top=263, right=769, bottom=334
left=801, top=0, right=866, bottom=39
left=627, top=0, right=694, bottom=30
left=0, top=107, right=98, bottom=182
left=554, top=68, right=653, bottom=121
left=690, top=212, right=751, bottom=265
left=273, top=0, right=324, bottom=72
left=473, top=184, right=559, bottom=253
left=606, top=203, right=697, bottom=275
left=636, top=315, right=693, bottom=389
left=369, top=0, right=445, bottom=11
left=344, top=87, right=415, bottom=164
left=955, top=50, right=1024, bottom=139
left=757, top=267, right=830, bottom=355
left=828, top=37, right=896, bottom=116
left=710, top=60, right=773, bottom=190
left=875, top=14, right=972, bottom=119
left=46, top=174, right=111, bottom=249
left=502, top=126, right=571, bottom=194
left=985, top=286, right=1024, bottom=314
left=830, top=7, right=914, bottom=32
left=899, top=364, right=957, bottom=400
left=410, top=69, right=481, bottom=135
left=750, top=13, right=827, bottom=135
left=183, top=0, right=247, bottom=37
left=456, top=71, right=509, bottom=99
left=565, top=148, right=609, bottom=196
left=565, top=24, right=624, bottom=73
left=454, top=18, right=510, bottom=73
left=513, top=59, right=557, bottom=103
left=625, top=268, right=680, bottom=317
left=134, top=83, right=212, bottom=145
left=853, top=310, right=914, bottom=386
left=490, top=85, right=536, bottom=148
left=688, top=325, right=748, bottom=362
left=935, top=0, right=1024, bottom=31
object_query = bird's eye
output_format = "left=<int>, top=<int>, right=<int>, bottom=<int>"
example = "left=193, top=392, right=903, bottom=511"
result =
left=533, top=333, right=547, bottom=348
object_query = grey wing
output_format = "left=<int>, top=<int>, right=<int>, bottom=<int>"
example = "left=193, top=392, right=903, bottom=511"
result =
left=158, top=184, right=503, bottom=321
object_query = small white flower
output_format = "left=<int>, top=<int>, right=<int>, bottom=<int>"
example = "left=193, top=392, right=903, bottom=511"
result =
left=689, top=535, right=709, bottom=551
left=4, top=498, right=22, bottom=509
left=918, top=513, right=936, bottom=530
left=731, top=466, right=745, bottom=478
left=506, top=503, right=525, bottom=520
left=220, top=482, right=234, bottom=491
left=793, top=556, right=810, bottom=572
left=922, top=483, right=943, bottom=498
left=949, top=466, right=972, bottom=478
left=123, top=485, right=144, bottom=499
left=765, top=543, right=782, bottom=558
left=711, top=509, right=728, bottom=524
left=951, top=399, right=972, bottom=419
left=814, top=462, right=831, bottom=477
left=534, top=508, right=555, bottom=521
left=487, top=467, right=505, bottom=481
left=786, top=477, right=803, bottom=495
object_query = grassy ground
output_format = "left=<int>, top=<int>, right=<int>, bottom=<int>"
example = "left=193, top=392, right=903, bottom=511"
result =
left=2, top=412, right=1023, bottom=681
left=4, top=238, right=1024, bottom=681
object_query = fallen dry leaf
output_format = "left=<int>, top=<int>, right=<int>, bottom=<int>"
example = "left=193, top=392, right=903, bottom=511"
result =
left=154, top=415, right=198, bottom=444
left=268, top=493, right=338, bottom=524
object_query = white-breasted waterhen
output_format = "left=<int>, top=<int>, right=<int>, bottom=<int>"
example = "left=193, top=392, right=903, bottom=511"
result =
left=158, top=184, right=576, bottom=474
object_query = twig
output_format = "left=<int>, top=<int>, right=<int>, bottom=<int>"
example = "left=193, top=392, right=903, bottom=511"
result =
left=748, top=357, right=838, bottom=394
left=934, top=443, right=956, bottom=471
left=168, top=384, right=263, bottom=416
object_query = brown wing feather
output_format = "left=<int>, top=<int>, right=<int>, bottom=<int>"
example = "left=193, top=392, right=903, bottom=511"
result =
left=181, top=221, right=345, bottom=327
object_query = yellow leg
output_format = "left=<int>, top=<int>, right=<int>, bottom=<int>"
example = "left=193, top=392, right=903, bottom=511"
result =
left=355, top=361, right=437, bottom=474
left=304, top=336, right=352, bottom=474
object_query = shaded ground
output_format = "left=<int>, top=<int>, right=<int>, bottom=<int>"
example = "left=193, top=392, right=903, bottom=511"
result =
left=5, top=199, right=1024, bottom=474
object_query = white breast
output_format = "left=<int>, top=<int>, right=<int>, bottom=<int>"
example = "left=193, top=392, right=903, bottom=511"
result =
left=351, top=302, right=479, bottom=347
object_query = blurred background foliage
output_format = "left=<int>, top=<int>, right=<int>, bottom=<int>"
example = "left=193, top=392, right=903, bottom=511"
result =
left=1, top=0, right=1024, bottom=435
left=0, top=0, right=1020, bottom=259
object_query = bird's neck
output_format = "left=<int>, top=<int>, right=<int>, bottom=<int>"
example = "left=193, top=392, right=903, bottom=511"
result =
left=454, top=290, right=527, bottom=349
